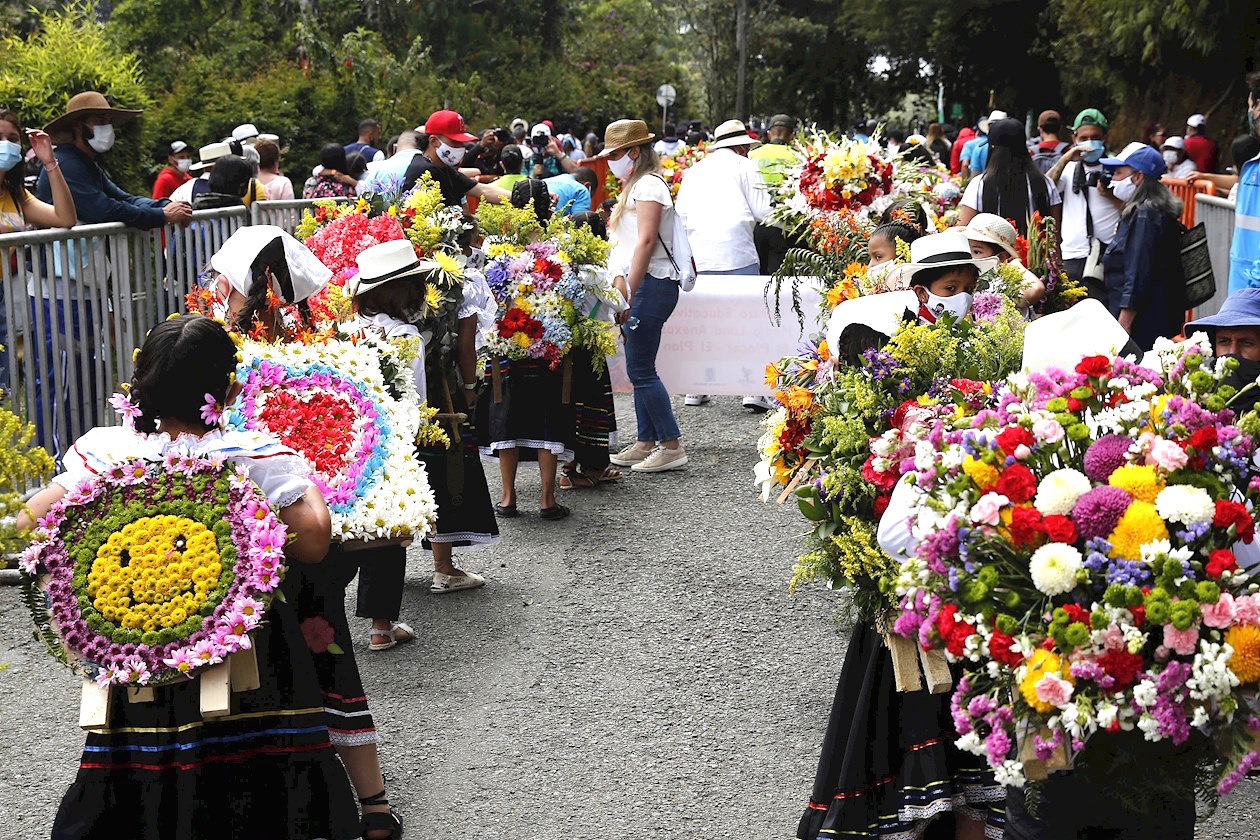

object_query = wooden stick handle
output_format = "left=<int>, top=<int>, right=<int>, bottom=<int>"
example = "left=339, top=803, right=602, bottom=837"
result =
left=885, top=632, right=923, bottom=693
left=491, top=356, right=503, bottom=403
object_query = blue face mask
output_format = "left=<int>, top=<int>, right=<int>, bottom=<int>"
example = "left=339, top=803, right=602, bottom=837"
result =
left=1080, top=139, right=1105, bottom=164
left=0, top=140, right=21, bottom=173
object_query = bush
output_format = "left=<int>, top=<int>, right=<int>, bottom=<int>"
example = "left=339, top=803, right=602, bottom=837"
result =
left=0, top=2, right=152, bottom=192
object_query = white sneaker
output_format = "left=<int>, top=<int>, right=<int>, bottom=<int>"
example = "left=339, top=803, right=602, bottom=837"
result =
left=742, top=395, right=775, bottom=413
left=431, top=571, right=486, bottom=594
left=684, top=394, right=711, bottom=406
left=609, top=444, right=653, bottom=467
left=631, top=446, right=688, bottom=473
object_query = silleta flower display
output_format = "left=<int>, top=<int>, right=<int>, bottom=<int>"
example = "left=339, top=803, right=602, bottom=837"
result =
left=890, top=338, right=1260, bottom=797
left=230, top=337, right=437, bottom=542
left=20, top=457, right=287, bottom=686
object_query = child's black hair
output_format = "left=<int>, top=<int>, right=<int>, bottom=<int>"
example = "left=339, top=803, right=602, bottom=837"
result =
left=879, top=198, right=929, bottom=230
left=511, top=177, right=552, bottom=225
left=570, top=210, right=607, bottom=240
left=354, top=275, right=428, bottom=322
left=232, top=235, right=313, bottom=334
left=130, top=314, right=238, bottom=435
left=909, top=263, right=979, bottom=289
left=869, top=221, right=922, bottom=251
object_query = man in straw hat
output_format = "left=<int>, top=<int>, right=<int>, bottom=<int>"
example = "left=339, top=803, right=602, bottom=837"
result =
left=675, top=118, right=773, bottom=411
left=36, top=91, right=191, bottom=228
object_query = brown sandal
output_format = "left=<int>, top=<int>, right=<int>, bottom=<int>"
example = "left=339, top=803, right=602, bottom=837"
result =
left=559, top=470, right=596, bottom=490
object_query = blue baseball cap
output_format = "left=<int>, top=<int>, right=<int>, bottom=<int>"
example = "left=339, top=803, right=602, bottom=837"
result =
left=1185, top=288, right=1260, bottom=332
left=1099, top=141, right=1167, bottom=178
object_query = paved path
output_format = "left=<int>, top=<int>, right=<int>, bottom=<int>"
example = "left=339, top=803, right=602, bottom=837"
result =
left=0, top=395, right=1256, bottom=837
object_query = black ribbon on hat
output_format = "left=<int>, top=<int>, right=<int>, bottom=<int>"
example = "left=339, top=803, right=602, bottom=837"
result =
left=714, top=127, right=752, bottom=143
left=358, top=259, right=425, bottom=288
left=917, top=250, right=973, bottom=265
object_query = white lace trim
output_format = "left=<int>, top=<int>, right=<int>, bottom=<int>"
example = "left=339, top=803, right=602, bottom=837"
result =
left=272, top=485, right=308, bottom=509
left=479, top=440, right=574, bottom=462
left=426, top=532, right=501, bottom=546
left=329, top=730, right=378, bottom=746
left=323, top=707, right=373, bottom=718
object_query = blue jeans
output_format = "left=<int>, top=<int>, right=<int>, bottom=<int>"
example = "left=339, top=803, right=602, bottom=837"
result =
left=624, top=273, right=681, bottom=443
left=706, top=263, right=760, bottom=275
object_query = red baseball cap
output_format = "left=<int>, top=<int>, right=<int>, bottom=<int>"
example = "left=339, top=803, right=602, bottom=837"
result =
left=424, top=110, right=477, bottom=143
left=542, top=119, right=554, bottom=130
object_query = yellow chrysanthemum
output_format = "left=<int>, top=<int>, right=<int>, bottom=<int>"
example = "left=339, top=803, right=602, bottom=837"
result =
left=963, top=456, right=1000, bottom=490
left=1226, top=625, right=1260, bottom=684
left=1019, top=649, right=1073, bottom=714
left=1107, top=500, right=1169, bottom=560
left=431, top=250, right=464, bottom=280
left=512, top=332, right=532, bottom=348
left=1108, top=464, right=1164, bottom=504
left=425, top=285, right=444, bottom=311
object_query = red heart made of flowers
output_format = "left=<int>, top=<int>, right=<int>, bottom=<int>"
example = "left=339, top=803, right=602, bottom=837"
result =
left=257, top=390, right=359, bottom=480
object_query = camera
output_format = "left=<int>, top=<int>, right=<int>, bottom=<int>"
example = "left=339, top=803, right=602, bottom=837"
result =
left=1085, top=170, right=1107, bottom=188
left=530, top=133, right=550, bottom=157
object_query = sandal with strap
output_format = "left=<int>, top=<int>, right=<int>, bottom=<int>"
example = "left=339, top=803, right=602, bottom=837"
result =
left=369, top=622, right=416, bottom=652
left=359, top=789, right=403, bottom=840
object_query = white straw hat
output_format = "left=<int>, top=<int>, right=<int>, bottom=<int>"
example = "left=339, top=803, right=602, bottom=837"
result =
left=349, top=240, right=435, bottom=297
left=824, top=290, right=919, bottom=356
left=190, top=141, right=232, bottom=173
left=708, top=119, right=761, bottom=151
left=963, top=213, right=1020, bottom=261
left=885, top=231, right=998, bottom=290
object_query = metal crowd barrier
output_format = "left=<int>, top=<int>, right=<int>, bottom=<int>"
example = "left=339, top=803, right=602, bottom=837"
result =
left=1192, top=193, right=1236, bottom=320
left=0, top=199, right=330, bottom=460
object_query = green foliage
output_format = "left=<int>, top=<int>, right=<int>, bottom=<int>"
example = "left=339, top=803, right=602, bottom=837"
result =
left=0, top=394, right=55, bottom=568
left=0, top=2, right=152, bottom=190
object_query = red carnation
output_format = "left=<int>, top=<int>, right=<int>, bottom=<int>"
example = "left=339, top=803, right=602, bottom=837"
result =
left=1075, top=355, right=1112, bottom=378
left=1061, top=603, right=1091, bottom=626
left=1214, top=500, right=1255, bottom=543
left=1188, top=427, right=1219, bottom=453
left=1066, top=397, right=1084, bottom=412
left=873, top=493, right=891, bottom=519
left=1130, top=605, right=1146, bottom=626
left=1041, top=514, right=1078, bottom=544
left=1207, top=549, right=1239, bottom=579
left=1008, top=505, right=1044, bottom=548
left=935, top=604, right=974, bottom=657
left=861, top=454, right=899, bottom=493
left=988, top=629, right=1024, bottom=668
left=995, top=426, right=1035, bottom=457
left=996, top=463, right=1037, bottom=503
left=1096, top=648, right=1143, bottom=690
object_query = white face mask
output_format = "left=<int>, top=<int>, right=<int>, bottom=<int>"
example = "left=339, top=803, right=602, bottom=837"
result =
left=436, top=141, right=465, bottom=167
left=1162, top=150, right=1180, bottom=167
left=925, top=291, right=973, bottom=320
left=176, top=157, right=192, bottom=173
left=87, top=123, right=115, bottom=154
left=608, top=153, right=635, bottom=180
left=1110, top=175, right=1139, bottom=203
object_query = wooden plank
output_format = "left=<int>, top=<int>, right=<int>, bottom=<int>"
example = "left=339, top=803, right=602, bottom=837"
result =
left=229, top=647, right=261, bottom=693
left=126, top=686, right=155, bottom=703
left=918, top=646, right=953, bottom=694
left=199, top=661, right=232, bottom=718
left=776, top=458, right=817, bottom=505
left=884, top=632, right=923, bottom=693
left=79, top=680, right=112, bottom=730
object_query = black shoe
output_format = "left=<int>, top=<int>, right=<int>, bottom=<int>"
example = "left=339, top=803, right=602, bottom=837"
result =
left=494, top=503, right=519, bottom=518
left=539, top=503, right=571, bottom=521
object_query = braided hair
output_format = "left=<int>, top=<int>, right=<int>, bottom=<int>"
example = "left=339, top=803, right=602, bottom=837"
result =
left=511, top=177, right=552, bottom=225
left=232, top=235, right=312, bottom=334
left=130, top=314, right=237, bottom=435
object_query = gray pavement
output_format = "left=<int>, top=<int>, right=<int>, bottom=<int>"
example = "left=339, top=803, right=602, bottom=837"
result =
left=0, top=394, right=1256, bottom=838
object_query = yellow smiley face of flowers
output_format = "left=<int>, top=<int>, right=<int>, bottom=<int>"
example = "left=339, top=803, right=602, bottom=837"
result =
left=87, top=515, right=222, bottom=632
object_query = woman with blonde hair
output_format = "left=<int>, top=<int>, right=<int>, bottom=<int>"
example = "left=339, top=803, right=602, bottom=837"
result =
left=601, top=119, right=687, bottom=473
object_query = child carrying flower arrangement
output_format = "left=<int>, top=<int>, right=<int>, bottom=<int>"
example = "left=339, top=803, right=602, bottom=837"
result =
left=796, top=231, right=1009, bottom=840
left=17, top=314, right=360, bottom=840
left=202, top=229, right=404, bottom=839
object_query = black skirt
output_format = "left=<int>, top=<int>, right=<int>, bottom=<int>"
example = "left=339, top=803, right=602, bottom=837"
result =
left=290, top=548, right=377, bottom=746
left=476, top=357, right=575, bottom=463
left=797, top=622, right=1005, bottom=840
left=568, top=347, right=616, bottom=472
left=50, top=577, right=359, bottom=840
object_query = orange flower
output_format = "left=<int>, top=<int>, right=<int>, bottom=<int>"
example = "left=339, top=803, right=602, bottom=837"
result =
left=816, top=339, right=830, bottom=362
left=826, top=286, right=848, bottom=309
left=776, top=385, right=813, bottom=415
left=843, top=262, right=866, bottom=279
left=765, top=363, right=780, bottom=389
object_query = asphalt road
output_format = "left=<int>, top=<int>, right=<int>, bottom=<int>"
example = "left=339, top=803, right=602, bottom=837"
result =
left=0, top=394, right=1256, bottom=838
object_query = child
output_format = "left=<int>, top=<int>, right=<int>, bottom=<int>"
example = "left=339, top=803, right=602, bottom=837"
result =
left=888, top=230, right=998, bottom=322
left=208, top=230, right=403, bottom=840
left=865, top=219, right=923, bottom=287
left=18, top=314, right=360, bottom=840
left=348, top=239, right=498, bottom=615
left=962, top=212, right=1046, bottom=309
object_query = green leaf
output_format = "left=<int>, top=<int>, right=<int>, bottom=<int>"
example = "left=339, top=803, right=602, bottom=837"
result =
left=326, top=642, right=344, bottom=655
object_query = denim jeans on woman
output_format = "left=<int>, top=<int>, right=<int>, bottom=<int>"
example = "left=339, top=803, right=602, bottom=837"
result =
left=623, top=273, right=680, bottom=443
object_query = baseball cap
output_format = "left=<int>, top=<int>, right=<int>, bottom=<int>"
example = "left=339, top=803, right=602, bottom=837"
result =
left=231, top=123, right=259, bottom=143
left=1162, top=136, right=1186, bottom=151
left=768, top=114, right=794, bottom=130
left=1188, top=113, right=1207, bottom=128
left=531, top=122, right=552, bottom=138
left=1099, top=141, right=1167, bottom=178
left=1037, top=109, right=1062, bottom=129
left=1072, top=108, right=1109, bottom=131
left=424, top=110, right=477, bottom=143
left=170, top=140, right=189, bottom=154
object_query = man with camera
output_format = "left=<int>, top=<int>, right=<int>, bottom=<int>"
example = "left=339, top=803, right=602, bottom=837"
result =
left=400, top=109, right=511, bottom=207
left=1046, top=107, right=1124, bottom=300
left=527, top=122, right=579, bottom=179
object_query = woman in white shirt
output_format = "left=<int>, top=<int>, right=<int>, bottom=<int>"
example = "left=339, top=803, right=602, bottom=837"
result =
left=601, top=119, right=688, bottom=473
left=958, top=118, right=1062, bottom=234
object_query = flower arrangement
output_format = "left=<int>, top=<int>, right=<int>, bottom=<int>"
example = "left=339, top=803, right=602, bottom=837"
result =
left=1023, top=212, right=1089, bottom=315
left=782, top=131, right=895, bottom=217
left=229, top=337, right=437, bottom=542
left=19, top=457, right=287, bottom=686
left=891, top=338, right=1260, bottom=799
left=758, top=298, right=1028, bottom=618
left=660, top=141, right=707, bottom=199
left=399, top=173, right=471, bottom=256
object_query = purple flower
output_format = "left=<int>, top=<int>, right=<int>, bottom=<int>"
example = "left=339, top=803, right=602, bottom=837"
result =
left=971, top=292, right=1004, bottom=322
left=1083, top=434, right=1132, bottom=482
left=1072, top=485, right=1133, bottom=541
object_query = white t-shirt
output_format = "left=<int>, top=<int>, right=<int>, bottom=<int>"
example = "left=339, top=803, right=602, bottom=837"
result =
left=674, top=148, right=771, bottom=271
left=608, top=174, right=677, bottom=281
left=654, top=138, right=687, bottom=157
left=961, top=172, right=1062, bottom=216
left=1055, top=160, right=1123, bottom=260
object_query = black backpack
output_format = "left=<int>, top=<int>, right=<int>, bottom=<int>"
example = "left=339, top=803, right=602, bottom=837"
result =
left=1032, top=141, right=1069, bottom=175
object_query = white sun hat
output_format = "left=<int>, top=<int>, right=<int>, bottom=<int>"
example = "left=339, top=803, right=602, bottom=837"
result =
left=1021, top=299, right=1131, bottom=373
left=884, top=231, right=998, bottom=290
left=708, top=119, right=761, bottom=151
left=350, top=240, right=436, bottom=297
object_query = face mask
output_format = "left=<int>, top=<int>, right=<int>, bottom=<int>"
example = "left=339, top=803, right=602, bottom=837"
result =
left=1079, top=139, right=1105, bottom=164
left=1162, top=150, right=1180, bottom=167
left=0, top=140, right=21, bottom=173
left=436, top=142, right=465, bottom=167
left=1110, top=175, right=1139, bottom=203
left=176, top=158, right=192, bottom=173
left=87, top=123, right=115, bottom=154
left=608, top=153, right=635, bottom=180
left=925, top=291, right=973, bottom=320
left=1223, top=354, right=1260, bottom=414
